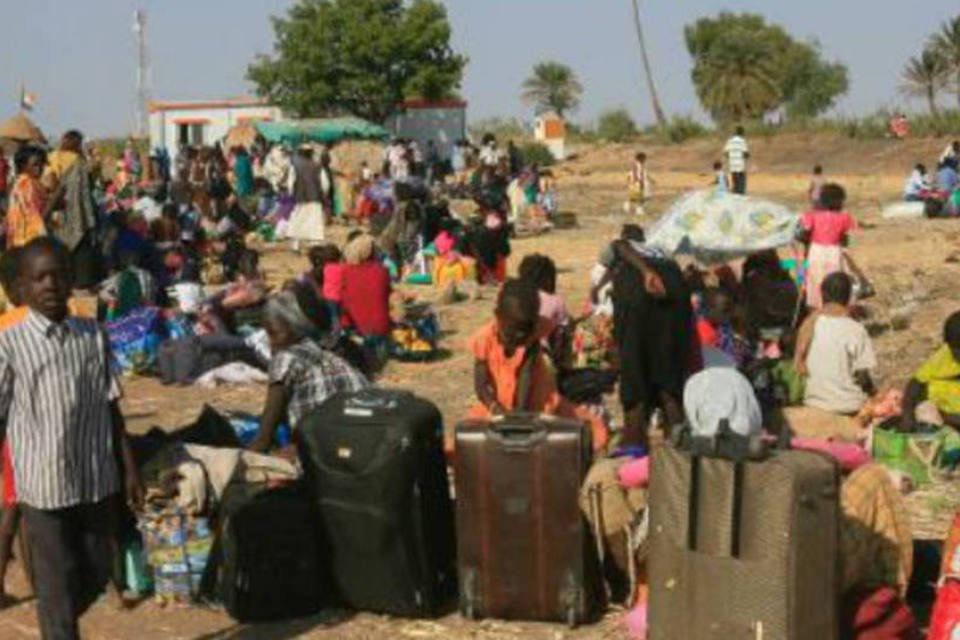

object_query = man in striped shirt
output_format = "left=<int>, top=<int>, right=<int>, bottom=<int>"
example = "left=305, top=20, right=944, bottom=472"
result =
left=0, top=237, right=142, bottom=639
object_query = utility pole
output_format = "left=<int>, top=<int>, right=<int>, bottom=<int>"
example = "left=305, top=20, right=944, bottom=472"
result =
left=133, top=9, right=149, bottom=138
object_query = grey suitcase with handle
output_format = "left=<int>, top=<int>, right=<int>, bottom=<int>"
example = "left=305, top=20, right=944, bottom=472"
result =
left=648, top=441, right=840, bottom=640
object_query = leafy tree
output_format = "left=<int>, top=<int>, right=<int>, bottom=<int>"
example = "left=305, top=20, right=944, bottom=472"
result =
left=684, top=13, right=848, bottom=124
left=597, top=108, right=638, bottom=142
left=932, top=16, right=960, bottom=107
left=521, top=62, right=583, bottom=117
left=901, top=48, right=949, bottom=115
left=780, top=42, right=849, bottom=120
left=247, top=0, right=466, bottom=123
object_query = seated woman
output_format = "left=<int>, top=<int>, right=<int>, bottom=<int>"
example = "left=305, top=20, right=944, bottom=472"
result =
left=795, top=272, right=876, bottom=417
left=467, top=279, right=608, bottom=452
left=901, top=311, right=960, bottom=431
left=340, top=233, right=391, bottom=344
left=247, top=291, right=369, bottom=453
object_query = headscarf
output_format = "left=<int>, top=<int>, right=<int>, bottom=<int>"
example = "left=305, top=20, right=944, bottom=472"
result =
left=343, top=233, right=376, bottom=265
left=683, top=367, right=762, bottom=438
left=264, top=291, right=317, bottom=340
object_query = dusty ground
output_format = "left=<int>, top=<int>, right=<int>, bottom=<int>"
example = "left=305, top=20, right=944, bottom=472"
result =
left=3, top=133, right=960, bottom=638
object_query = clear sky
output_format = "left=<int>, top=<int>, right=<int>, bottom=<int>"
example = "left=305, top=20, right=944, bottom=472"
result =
left=1, top=0, right=957, bottom=138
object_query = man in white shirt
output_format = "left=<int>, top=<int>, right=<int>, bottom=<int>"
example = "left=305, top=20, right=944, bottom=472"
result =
left=724, top=126, right=750, bottom=195
left=796, top=272, right=877, bottom=415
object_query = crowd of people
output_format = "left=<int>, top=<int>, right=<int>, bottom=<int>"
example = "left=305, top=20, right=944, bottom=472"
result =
left=0, top=121, right=954, bottom=639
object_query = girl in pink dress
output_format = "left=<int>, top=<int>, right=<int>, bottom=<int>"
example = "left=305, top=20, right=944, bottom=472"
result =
left=797, top=183, right=857, bottom=309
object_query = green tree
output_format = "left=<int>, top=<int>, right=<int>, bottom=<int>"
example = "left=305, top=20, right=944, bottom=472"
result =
left=932, top=16, right=960, bottom=107
left=780, top=42, right=849, bottom=120
left=521, top=61, right=583, bottom=117
left=901, top=48, right=949, bottom=115
left=597, top=108, right=638, bottom=142
left=684, top=13, right=849, bottom=124
left=247, top=0, right=466, bottom=123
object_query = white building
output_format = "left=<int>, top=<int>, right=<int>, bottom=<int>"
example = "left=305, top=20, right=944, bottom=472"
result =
left=148, top=98, right=281, bottom=158
left=386, top=99, right=466, bottom=160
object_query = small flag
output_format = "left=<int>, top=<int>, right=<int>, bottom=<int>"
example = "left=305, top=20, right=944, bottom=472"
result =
left=20, top=87, right=36, bottom=111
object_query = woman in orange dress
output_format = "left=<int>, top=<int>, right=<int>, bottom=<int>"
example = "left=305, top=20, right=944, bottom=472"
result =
left=5, top=146, right=48, bottom=249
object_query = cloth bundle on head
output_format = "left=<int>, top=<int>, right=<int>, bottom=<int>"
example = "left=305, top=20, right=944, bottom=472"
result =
left=265, top=290, right=317, bottom=340
left=683, top=368, right=762, bottom=438
left=343, top=233, right=376, bottom=265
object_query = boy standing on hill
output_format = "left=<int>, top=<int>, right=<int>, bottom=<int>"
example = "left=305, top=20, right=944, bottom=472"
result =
left=0, top=237, right=142, bottom=639
left=724, top=126, right=750, bottom=195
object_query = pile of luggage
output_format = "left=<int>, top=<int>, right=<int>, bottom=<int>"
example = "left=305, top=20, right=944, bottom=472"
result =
left=127, top=389, right=875, bottom=637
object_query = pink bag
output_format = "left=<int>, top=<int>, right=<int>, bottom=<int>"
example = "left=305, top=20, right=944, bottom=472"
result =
left=791, top=437, right=871, bottom=472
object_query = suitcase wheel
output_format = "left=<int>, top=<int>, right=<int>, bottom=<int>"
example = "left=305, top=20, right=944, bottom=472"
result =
left=566, top=604, right=578, bottom=629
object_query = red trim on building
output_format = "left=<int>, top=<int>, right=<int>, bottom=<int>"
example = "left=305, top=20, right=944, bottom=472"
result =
left=399, top=99, right=467, bottom=110
left=149, top=98, right=271, bottom=113
left=171, top=117, right=211, bottom=125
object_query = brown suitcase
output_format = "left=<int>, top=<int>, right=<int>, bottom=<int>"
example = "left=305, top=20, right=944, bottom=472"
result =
left=648, top=443, right=840, bottom=640
left=455, top=414, right=600, bottom=625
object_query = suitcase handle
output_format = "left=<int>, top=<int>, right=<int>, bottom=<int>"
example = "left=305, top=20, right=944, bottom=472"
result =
left=488, top=423, right=548, bottom=448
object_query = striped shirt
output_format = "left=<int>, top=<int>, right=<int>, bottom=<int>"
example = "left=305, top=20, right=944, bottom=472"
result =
left=0, top=310, right=121, bottom=509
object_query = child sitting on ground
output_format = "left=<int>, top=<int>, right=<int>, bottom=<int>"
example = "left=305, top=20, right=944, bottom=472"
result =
left=795, top=272, right=876, bottom=416
left=303, top=244, right=343, bottom=334
left=695, top=287, right=751, bottom=368
left=466, top=279, right=608, bottom=452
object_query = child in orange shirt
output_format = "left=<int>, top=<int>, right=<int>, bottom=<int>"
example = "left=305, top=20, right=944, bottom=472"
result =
left=467, top=279, right=608, bottom=451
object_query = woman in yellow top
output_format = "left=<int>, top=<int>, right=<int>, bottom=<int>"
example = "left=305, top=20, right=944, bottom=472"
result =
left=902, top=310, right=960, bottom=430
left=5, top=146, right=49, bottom=249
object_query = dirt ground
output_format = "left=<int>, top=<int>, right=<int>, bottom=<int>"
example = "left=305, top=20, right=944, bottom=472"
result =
left=3, top=133, right=960, bottom=638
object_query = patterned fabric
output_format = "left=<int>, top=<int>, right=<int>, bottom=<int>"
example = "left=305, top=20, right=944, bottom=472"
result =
left=50, top=158, right=96, bottom=251
left=5, top=174, right=47, bottom=249
left=269, top=339, right=369, bottom=430
left=0, top=310, right=122, bottom=509
left=645, top=190, right=798, bottom=264
left=106, top=306, right=164, bottom=374
left=840, top=464, right=913, bottom=595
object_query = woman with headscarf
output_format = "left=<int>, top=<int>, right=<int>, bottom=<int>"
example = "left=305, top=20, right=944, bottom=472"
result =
left=246, top=290, right=368, bottom=452
left=5, top=146, right=48, bottom=249
left=340, top=233, right=392, bottom=341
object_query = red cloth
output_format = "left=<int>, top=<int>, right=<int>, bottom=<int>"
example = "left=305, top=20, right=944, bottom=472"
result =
left=340, top=261, right=391, bottom=337
left=2, top=439, right=15, bottom=508
left=696, top=317, right=719, bottom=348
left=924, top=581, right=960, bottom=640
left=843, top=586, right=921, bottom=639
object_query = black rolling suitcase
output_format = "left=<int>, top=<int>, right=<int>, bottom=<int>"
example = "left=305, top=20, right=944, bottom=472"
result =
left=298, top=388, right=456, bottom=617
left=215, top=483, right=325, bottom=622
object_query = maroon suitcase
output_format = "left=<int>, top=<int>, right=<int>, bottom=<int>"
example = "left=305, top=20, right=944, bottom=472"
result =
left=454, top=414, right=600, bottom=625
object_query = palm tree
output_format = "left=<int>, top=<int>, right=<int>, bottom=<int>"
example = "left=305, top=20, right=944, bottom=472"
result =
left=629, top=0, right=667, bottom=127
left=521, top=62, right=583, bottom=117
left=932, top=16, right=960, bottom=107
left=901, top=48, right=949, bottom=115
left=692, top=33, right=782, bottom=123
